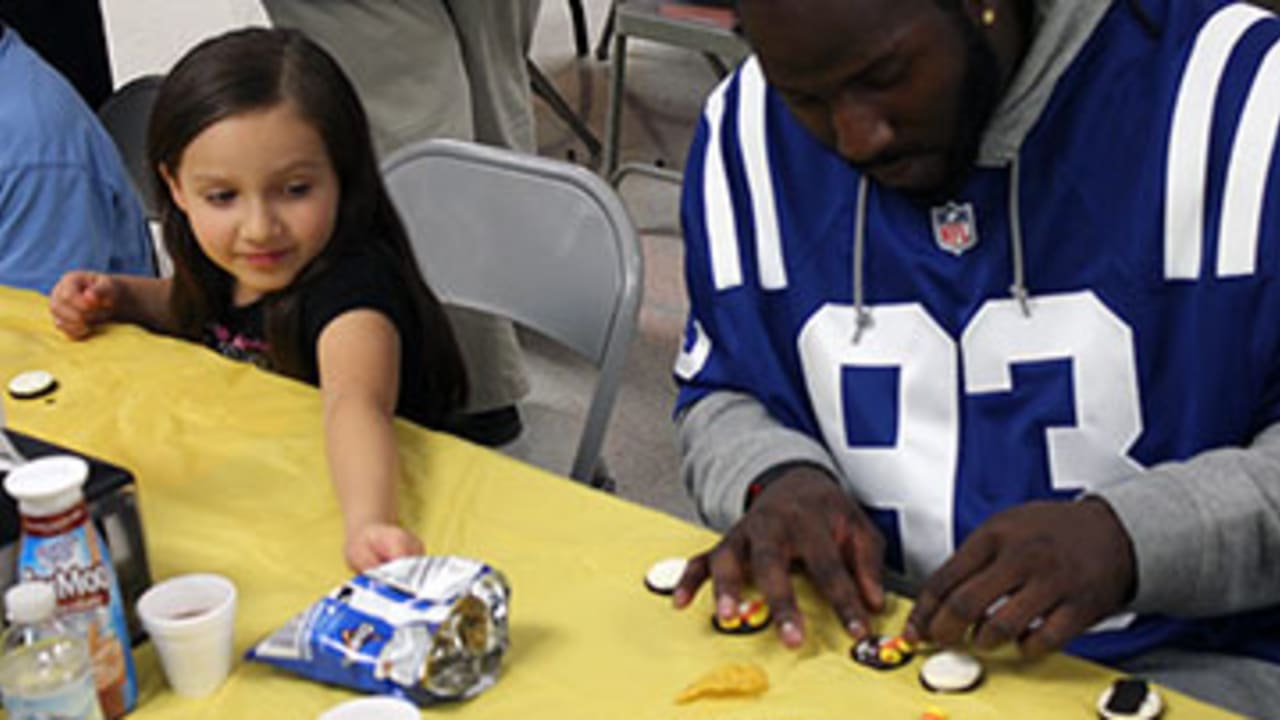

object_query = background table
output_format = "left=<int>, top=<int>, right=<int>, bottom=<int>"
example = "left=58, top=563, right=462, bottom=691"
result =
left=0, top=286, right=1238, bottom=718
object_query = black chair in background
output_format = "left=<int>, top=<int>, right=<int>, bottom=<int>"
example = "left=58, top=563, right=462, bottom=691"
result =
left=97, top=74, right=164, bottom=221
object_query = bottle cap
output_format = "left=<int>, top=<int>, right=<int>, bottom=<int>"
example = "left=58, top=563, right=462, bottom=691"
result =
left=5, top=582, right=56, bottom=624
left=3, top=455, right=89, bottom=517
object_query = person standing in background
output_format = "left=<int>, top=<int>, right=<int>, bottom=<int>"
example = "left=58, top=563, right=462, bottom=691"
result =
left=261, top=0, right=542, bottom=447
left=0, top=20, right=153, bottom=294
left=0, top=0, right=112, bottom=109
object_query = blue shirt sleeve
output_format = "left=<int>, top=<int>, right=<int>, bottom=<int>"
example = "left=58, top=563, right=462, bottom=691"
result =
left=0, top=163, right=154, bottom=294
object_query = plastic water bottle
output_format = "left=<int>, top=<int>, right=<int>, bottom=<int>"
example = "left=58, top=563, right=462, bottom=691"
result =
left=5, top=455, right=137, bottom=717
left=0, top=582, right=104, bottom=720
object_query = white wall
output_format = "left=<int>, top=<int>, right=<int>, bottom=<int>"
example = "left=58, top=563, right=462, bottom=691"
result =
left=101, top=0, right=269, bottom=85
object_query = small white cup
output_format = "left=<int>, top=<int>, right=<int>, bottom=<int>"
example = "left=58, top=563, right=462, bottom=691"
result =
left=136, top=573, right=237, bottom=697
left=317, top=696, right=420, bottom=719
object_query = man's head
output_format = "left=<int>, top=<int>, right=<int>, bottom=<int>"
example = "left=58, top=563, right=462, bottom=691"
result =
left=737, top=0, right=1028, bottom=200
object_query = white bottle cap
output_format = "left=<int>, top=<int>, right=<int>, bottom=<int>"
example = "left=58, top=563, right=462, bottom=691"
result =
left=3, top=455, right=89, bottom=517
left=5, top=582, right=56, bottom=624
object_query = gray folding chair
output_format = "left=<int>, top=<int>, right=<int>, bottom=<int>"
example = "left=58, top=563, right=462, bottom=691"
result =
left=97, top=74, right=164, bottom=220
left=602, top=0, right=749, bottom=184
left=382, top=139, right=643, bottom=485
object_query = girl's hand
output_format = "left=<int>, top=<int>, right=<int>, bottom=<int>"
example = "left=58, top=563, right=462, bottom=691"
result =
left=344, top=522, right=424, bottom=572
left=49, top=271, right=118, bottom=340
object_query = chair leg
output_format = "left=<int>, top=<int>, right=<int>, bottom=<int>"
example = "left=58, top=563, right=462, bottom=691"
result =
left=590, top=458, right=617, bottom=493
left=528, top=59, right=602, bottom=159
left=702, top=52, right=730, bottom=79
left=568, top=0, right=589, bottom=58
left=603, top=31, right=627, bottom=177
left=594, top=5, right=616, bottom=61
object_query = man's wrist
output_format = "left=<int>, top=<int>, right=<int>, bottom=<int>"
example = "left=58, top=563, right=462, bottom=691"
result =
left=745, top=461, right=837, bottom=511
left=1080, top=496, right=1138, bottom=605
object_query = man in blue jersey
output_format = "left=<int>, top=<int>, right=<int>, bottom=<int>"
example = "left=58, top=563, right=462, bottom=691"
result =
left=671, top=0, right=1280, bottom=713
left=0, top=21, right=153, bottom=293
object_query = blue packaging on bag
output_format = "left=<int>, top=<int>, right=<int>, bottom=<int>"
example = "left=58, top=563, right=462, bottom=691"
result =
left=247, top=556, right=510, bottom=705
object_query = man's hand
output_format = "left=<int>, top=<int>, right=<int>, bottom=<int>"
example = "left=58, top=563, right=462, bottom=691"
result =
left=672, top=466, right=886, bottom=648
left=904, top=498, right=1136, bottom=658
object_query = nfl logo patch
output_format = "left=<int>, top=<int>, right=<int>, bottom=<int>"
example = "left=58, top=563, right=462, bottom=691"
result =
left=930, top=201, right=979, bottom=256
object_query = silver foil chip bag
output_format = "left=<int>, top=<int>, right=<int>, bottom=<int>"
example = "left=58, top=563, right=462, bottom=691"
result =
left=247, top=556, right=510, bottom=705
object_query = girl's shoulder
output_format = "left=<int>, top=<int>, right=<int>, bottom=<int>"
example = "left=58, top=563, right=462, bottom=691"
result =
left=307, top=244, right=403, bottom=297
left=299, top=245, right=413, bottom=340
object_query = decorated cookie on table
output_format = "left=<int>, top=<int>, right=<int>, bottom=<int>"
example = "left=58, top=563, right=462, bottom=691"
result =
left=711, top=598, right=772, bottom=635
left=850, top=634, right=917, bottom=670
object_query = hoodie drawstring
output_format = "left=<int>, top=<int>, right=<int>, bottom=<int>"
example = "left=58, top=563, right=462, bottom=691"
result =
left=1008, top=156, right=1032, bottom=317
left=850, top=157, right=1031, bottom=345
left=852, top=175, right=873, bottom=344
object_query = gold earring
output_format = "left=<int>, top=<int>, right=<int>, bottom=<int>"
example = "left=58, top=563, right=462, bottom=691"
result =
left=981, top=6, right=997, bottom=26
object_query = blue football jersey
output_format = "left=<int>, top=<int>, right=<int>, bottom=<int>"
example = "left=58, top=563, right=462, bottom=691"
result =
left=675, top=0, right=1280, bottom=662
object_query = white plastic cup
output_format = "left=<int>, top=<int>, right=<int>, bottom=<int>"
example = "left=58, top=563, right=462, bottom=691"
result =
left=136, top=573, right=237, bottom=697
left=317, top=696, right=420, bottom=719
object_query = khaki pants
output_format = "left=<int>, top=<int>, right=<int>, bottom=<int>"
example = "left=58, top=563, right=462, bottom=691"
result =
left=262, top=0, right=540, bottom=411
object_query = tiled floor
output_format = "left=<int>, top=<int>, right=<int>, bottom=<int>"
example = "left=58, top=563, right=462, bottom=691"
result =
left=100, top=0, right=720, bottom=523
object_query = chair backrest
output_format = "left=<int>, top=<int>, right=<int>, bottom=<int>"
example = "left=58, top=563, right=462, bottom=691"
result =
left=382, top=139, right=644, bottom=484
left=97, top=74, right=164, bottom=220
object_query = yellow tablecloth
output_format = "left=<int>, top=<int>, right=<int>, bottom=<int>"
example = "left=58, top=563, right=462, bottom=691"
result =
left=0, top=286, right=1238, bottom=719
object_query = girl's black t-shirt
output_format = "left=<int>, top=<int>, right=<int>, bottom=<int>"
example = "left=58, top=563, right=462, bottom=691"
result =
left=200, top=247, right=442, bottom=429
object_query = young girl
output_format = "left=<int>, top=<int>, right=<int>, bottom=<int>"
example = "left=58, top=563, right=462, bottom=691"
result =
left=48, top=27, right=468, bottom=572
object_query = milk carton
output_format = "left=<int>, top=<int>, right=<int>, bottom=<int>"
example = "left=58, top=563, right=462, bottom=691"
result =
left=4, top=456, right=137, bottom=718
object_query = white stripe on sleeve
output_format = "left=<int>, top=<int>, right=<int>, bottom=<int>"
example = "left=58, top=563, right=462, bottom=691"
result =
left=738, top=57, right=788, bottom=291
left=1164, top=3, right=1269, bottom=280
left=674, top=319, right=713, bottom=381
left=703, top=77, right=743, bottom=291
left=1218, top=38, right=1280, bottom=278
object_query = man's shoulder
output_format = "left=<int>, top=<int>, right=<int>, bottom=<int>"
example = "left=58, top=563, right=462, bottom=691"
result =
left=695, top=56, right=838, bottom=164
left=0, top=30, right=115, bottom=173
left=684, top=56, right=856, bottom=254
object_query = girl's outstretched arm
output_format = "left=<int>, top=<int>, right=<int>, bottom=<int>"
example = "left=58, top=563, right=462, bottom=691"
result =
left=316, top=308, right=424, bottom=572
left=49, top=272, right=173, bottom=339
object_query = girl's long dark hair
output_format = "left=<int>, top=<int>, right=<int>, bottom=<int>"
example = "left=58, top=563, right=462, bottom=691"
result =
left=148, top=27, right=467, bottom=422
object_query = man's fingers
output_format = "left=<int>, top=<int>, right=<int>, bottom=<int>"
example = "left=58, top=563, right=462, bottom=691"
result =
left=672, top=552, right=711, bottom=608
left=708, top=538, right=749, bottom=619
left=1017, top=603, right=1085, bottom=659
left=906, top=533, right=998, bottom=643
left=803, top=527, right=871, bottom=639
left=841, top=519, right=885, bottom=615
left=972, top=581, right=1055, bottom=651
left=925, top=551, right=1030, bottom=647
left=747, top=539, right=805, bottom=647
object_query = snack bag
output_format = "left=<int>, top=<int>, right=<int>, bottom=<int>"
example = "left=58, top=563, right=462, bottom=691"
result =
left=248, top=556, right=509, bottom=705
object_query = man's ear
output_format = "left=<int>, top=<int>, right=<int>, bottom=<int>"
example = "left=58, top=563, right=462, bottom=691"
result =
left=158, top=164, right=188, bottom=213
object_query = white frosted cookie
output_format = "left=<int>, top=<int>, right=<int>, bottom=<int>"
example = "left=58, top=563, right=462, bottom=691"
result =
left=7, top=370, right=56, bottom=399
left=919, top=650, right=984, bottom=693
left=644, top=557, right=687, bottom=595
